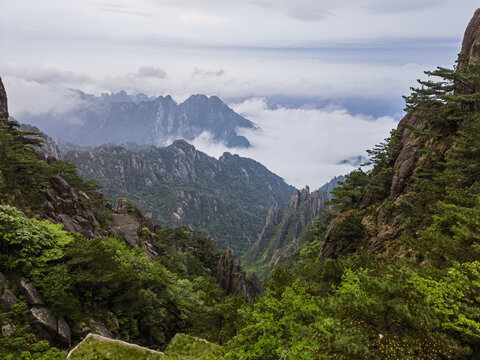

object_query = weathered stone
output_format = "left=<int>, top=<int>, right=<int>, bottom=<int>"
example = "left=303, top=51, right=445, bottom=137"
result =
left=216, top=248, right=262, bottom=302
left=247, top=188, right=329, bottom=274
left=0, top=76, right=8, bottom=121
left=249, top=206, right=282, bottom=256
left=1, top=323, right=16, bottom=337
left=112, top=214, right=140, bottom=247
left=0, top=273, right=5, bottom=297
left=115, top=198, right=129, bottom=214
left=50, top=176, right=75, bottom=197
left=90, top=319, right=113, bottom=338
left=30, top=306, right=71, bottom=347
left=20, top=279, right=45, bottom=306
left=459, top=8, right=480, bottom=69
left=1, top=324, right=15, bottom=337
left=1, top=291, right=17, bottom=312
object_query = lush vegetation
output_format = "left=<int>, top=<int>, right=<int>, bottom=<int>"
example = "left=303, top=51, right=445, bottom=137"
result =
left=62, top=142, right=295, bottom=255
left=0, top=204, right=242, bottom=356
left=164, top=333, right=223, bottom=360
left=67, top=333, right=222, bottom=360
left=68, top=336, right=164, bottom=360
left=219, top=58, right=480, bottom=358
left=2, top=41, right=480, bottom=360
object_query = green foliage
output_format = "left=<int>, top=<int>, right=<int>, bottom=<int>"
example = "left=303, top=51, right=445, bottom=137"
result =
left=164, top=333, right=223, bottom=360
left=0, top=204, right=236, bottom=352
left=62, top=144, right=295, bottom=256
left=328, top=212, right=366, bottom=257
left=330, top=169, right=368, bottom=210
left=222, top=56, right=480, bottom=359
left=67, top=336, right=164, bottom=360
left=0, top=301, right=66, bottom=359
left=364, top=129, right=403, bottom=198
left=0, top=205, right=74, bottom=273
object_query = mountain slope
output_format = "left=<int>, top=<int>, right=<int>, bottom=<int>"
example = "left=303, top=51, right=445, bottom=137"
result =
left=243, top=186, right=329, bottom=279
left=20, top=92, right=255, bottom=148
left=221, top=10, right=480, bottom=359
left=62, top=141, right=295, bottom=254
left=0, top=77, right=258, bottom=359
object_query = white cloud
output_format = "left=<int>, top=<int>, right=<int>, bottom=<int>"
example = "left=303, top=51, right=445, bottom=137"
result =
left=3, top=77, right=84, bottom=118
left=190, top=98, right=397, bottom=189
left=137, top=66, right=167, bottom=79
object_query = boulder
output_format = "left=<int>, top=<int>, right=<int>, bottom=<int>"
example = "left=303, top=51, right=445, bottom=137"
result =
left=30, top=306, right=71, bottom=347
left=1, top=291, right=17, bottom=312
left=1, top=323, right=16, bottom=337
left=112, top=214, right=140, bottom=247
left=0, top=273, right=5, bottom=297
left=19, top=278, right=45, bottom=306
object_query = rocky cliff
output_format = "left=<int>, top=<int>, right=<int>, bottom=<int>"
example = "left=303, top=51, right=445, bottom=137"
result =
left=216, top=249, right=263, bottom=302
left=318, top=8, right=480, bottom=263
left=20, top=92, right=255, bottom=148
left=62, top=140, right=295, bottom=254
left=244, top=186, right=329, bottom=279
left=0, top=76, right=8, bottom=121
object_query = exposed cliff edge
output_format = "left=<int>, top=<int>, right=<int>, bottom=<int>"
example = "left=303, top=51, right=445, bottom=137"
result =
left=319, top=8, right=480, bottom=262
left=0, top=76, right=8, bottom=121
left=244, top=186, right=329, bottom=279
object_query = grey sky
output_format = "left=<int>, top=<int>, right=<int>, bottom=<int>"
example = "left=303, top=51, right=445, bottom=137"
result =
left=0, top=0, right=478, bottom=187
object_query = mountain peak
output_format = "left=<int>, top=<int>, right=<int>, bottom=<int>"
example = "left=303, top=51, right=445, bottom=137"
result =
left=21, top=91, right=254, bottom=149
left=459, top=8, right=480, bottom=68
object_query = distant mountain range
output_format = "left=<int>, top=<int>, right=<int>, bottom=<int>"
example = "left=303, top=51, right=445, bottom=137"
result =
left=20, top=91, right=255, bottom=148
left=62, top=140, right=295, bottom=255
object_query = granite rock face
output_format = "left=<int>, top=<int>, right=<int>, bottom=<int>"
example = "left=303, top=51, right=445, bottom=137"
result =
left=20, top=279, right=45, bottom=306
left=320, top=9, right=480, bottom=262
left=216, top=249, right=262, bottom=302
left=29, top=306, right=71, bottom=347
left=459, top=8, right=480, bottom=69
left=1, top=291, right=17, bottom=312
left=41, top=176, right=102, bottom=239
left=245, top=187, right=329, bottom=279
left=1, top=323, right=16, bottom=337
left=0, top=76, right=8, bottom=121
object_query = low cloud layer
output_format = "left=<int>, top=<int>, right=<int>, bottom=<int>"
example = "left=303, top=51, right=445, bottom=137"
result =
left=1, top=59, right=429, bottom=119
left=191, top=98, right=397, bottom=189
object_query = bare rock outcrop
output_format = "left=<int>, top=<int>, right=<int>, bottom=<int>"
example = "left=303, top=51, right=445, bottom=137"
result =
left=459, top=8, right=480, bottom=69
left=1, top=291, right=17, bottom=312
left=112, top=214, right=141, bottom=247
left=246, top=187, right=329, bottom=277
left=29, top=306, right=71, bottom=347
left=0, top=273, right=5, bottom=297
left=42, top=176, right=101, bottom=239
left=19, top=279, right=45, bottom=306
left=216, top=249, right=262, bottom=302
left=0, top=76, right=8, bottom=121
left=249, top=206, right=282, bottom=256
left=388, top=110, right=425, bottom=199
left=67, top=333, right=164, bottom=359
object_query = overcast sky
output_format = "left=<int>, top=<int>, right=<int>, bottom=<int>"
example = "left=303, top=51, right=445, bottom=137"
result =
left=0, top=1, right=478, bottom=188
